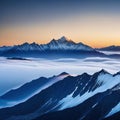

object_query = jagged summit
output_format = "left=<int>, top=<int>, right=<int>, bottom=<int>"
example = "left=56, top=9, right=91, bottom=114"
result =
left=21, top=42, right=29, bottom=46
left=19, top=42, right=38, bottom=46
left=58, top=36, right=70, bottom=42
left=61, top=36, right=68, bottom=40
left=49, top=36, right=73, bottom=44
left=59, top=72, right=69, bottom=76
left=47, top=36, right=93, bottom=51
left=98, top=69, right=108, bottom=74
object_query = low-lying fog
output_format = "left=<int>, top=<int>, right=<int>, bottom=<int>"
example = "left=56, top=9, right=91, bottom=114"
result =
left=0, top=57, right=120, bottom=95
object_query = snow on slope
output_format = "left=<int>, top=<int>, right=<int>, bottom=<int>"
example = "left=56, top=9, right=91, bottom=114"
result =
left=105, top=102, right=120, bottom=118
left=58, top=72, right=120, bottom=110
left=47, top=36, right=93, bottom=51
left=4, top=36, right=94, bottom=52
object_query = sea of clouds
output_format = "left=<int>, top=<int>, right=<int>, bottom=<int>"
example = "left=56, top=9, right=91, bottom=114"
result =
left=0, top=56, right=120, bottom=95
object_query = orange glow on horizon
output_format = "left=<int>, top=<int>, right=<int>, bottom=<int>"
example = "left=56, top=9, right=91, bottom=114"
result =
left=0, top=37, right=120, bottom=48
left=0, top=14, right=120, bottom=48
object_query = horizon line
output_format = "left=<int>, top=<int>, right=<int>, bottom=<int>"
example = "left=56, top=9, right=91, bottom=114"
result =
left=0, top=36, right=120, bottom=49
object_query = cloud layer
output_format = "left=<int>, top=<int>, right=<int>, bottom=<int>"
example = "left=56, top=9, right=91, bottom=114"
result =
left=0, top=57, right=119, bottom=95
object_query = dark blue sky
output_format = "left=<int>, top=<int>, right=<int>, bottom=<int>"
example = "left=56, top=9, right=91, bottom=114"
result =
left=1, top=0, right=120, bottom=26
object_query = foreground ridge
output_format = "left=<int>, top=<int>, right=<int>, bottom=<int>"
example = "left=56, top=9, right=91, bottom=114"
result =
left=0, top=69, right=120, bottom=120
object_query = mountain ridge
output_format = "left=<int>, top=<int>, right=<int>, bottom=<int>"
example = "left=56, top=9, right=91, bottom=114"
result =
left=1, top=37, right=120, bottom=52
left=2, top=36, right=94, bottom=51
left=0, top=70, right=120, bottom=120
left=0, top=36, right=106, bottom=58
left=97, top=45, right=120, bottom=51
left=0, top=72, right=69, bottom=109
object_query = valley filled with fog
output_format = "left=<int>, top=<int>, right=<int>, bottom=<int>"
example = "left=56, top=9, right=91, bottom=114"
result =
left=0, top=56, right=120, bottom=95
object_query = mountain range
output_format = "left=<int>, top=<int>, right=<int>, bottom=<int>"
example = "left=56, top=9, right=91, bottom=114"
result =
left=0, top=36, right=105, bottom=58
left=98, top=45, right=120, bottom=51
left=0, top=70, right=120, bottom=120
left=1, top=36, right=120, bottom=59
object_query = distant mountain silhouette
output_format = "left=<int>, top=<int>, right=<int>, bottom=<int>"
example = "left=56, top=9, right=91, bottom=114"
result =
left=98, top=45, right=120, bottom=51
left=0, top=36, right=105, bottom=58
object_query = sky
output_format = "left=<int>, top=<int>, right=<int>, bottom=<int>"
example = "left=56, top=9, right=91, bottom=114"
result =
left=0, top=0, right=120, bottom=48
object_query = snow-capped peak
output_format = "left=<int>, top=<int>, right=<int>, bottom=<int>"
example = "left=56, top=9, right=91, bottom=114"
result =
left=47, top=36, right=93, bottom=51
left=1, top=36, right=95, bottom=53
left=58, top=36, right=70, bottom=42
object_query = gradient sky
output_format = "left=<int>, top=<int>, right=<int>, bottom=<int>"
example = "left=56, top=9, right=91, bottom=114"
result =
left=0, top=0, right=120, bottom=48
